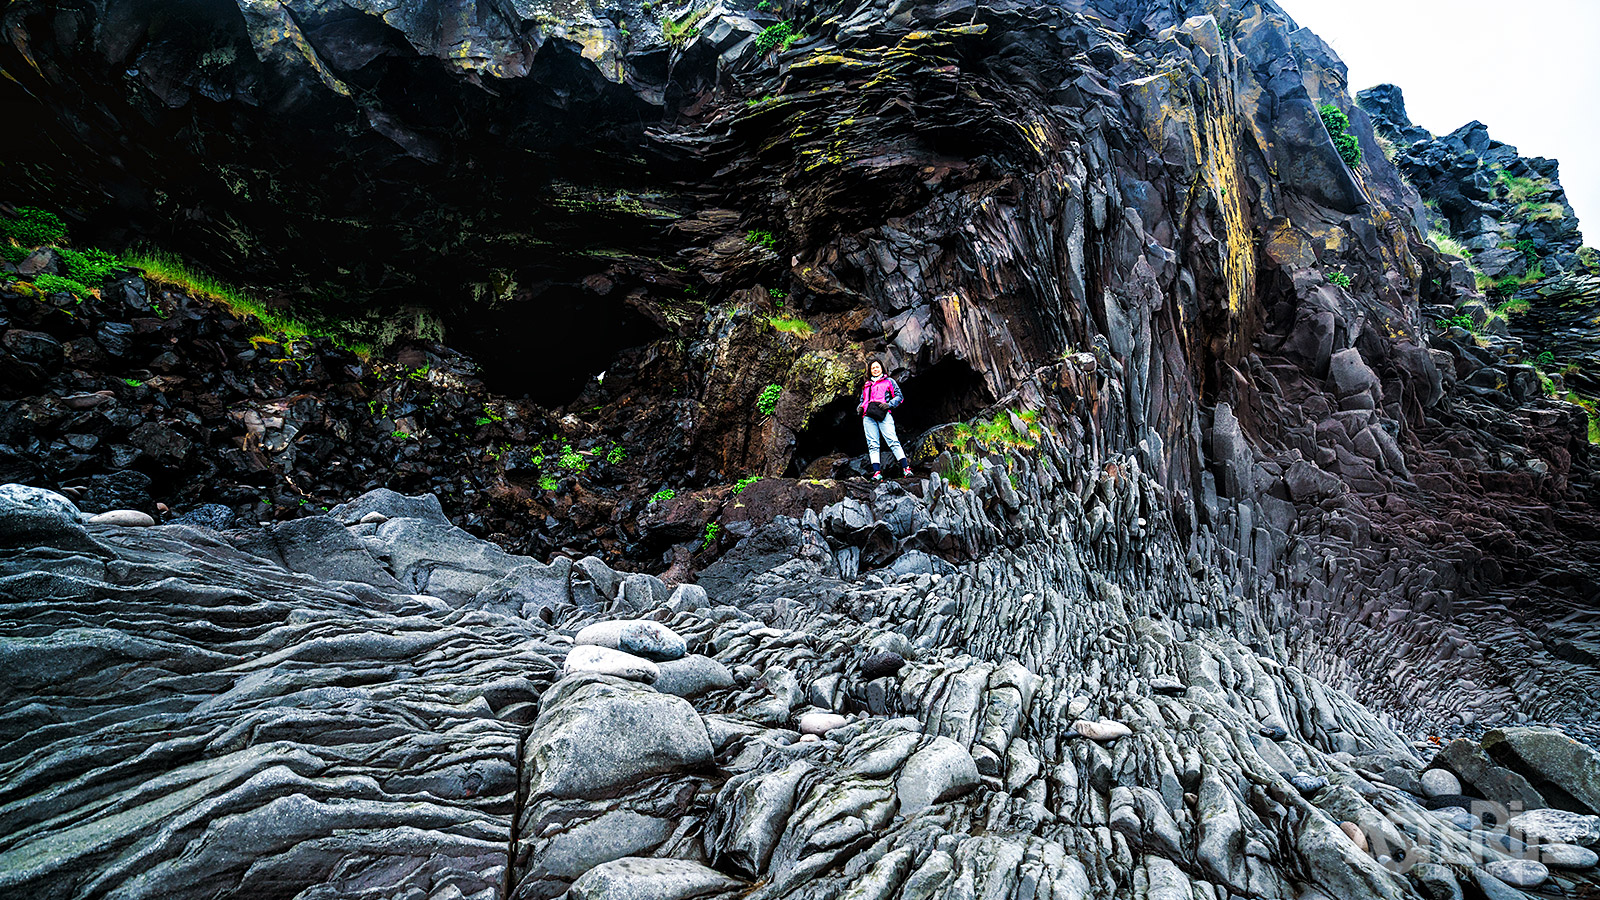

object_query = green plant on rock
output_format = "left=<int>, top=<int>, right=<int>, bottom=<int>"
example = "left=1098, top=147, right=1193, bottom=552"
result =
left=745, top=229, right=777, bottom=249
left=539, top=474, right=559, bottom=491
left=606, top=443, right=626, bottom=465
left=0, top=207, right=67, bottom=247
left=757, top=383, right=783, bottom=416
left=1326, top=272, right=1352, bottom=289
left=33, top=273, right=94, bottom=300
left=1, top=243, right=28, bottom=264
left=1435, top=313, right=1476, bottom=332
left=700, top=521, right=720, bottom=550
left=732, top=474, right=762, bottom=494
left=767, top=315, right=813, bottom=337
left=557, top=443, right=588, bottom=473
left=57, top=247, right=122, bottom=284
left=1317, top=104, right=1363, bottom=168
left=650, top=488, right=677, bottom=504
left=754, top=20, right=795, bottom=53
left=1576, top=246, right=1598, bottom=272
left=661, top=5, right=709, bottom=46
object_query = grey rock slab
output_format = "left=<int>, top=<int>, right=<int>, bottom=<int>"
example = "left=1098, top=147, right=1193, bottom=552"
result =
left=329, top=487, right=449, bottom=525
left=524, top=675, right=712, bottom=800
left=567, top=858, right=742, bottom=900
left=896, top=736, right=980, bottom=816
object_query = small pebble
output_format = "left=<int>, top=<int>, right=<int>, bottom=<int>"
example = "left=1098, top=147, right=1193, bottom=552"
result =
left=1259, top=724, right=1288, bottom=741
left=1340, top=821, right=1368, bottom=852
left=359, top=511, right=388, bottom=524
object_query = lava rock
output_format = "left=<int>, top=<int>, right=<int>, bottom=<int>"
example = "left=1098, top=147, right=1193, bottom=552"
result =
left=171, top=504, right=236, bottom=530
left=861, top=651, right=906, bottom=680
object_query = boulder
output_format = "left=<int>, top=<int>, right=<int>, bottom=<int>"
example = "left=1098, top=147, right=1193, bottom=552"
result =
left=563, top=646, right=661, bottom=683
left=1482, top=727, right=1600, bottom=815
left=1421, top=768, right=1463, bottom=799
left=1538, top=843, right=1598, bottom=869
left=896, top=736, right=980, bottom=815
left=0, top=483, right=99, bottom=553
left=524, top=676, right=712, bottom=800
left=652, top=655, right=735, bottom=698
left=574, top=620, right=688, bottom=662
left=1435, top=739, right=1547, bottom=811
left=1073, top=719, right=1132, bottom=741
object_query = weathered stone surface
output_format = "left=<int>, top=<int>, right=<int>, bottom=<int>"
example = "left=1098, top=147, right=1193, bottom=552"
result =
left=1510, top=809, right=1600, bottom=847
left=523, top=676, right=712, bottom=800
left=896, top=737, right=980, bottom=816
left=652, top=655, right=735, bottom=698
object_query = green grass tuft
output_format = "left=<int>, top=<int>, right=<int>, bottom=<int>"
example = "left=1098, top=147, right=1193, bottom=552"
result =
left=1, top=207, right=67, bottom=247
left=767, top=315, right=813, bottom=336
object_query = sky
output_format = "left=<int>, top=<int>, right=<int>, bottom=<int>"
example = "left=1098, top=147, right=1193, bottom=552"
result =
left=1276, top=0, right=1600, bottom=240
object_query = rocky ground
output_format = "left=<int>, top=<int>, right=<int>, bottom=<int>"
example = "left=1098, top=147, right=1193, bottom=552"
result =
left=3, top=471, right=1598, bottom=900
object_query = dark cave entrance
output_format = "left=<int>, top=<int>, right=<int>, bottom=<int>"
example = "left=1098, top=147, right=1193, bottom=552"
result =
left=451, top=286, right=664, bottom=407
left=791, top=357, right=994, bottom=472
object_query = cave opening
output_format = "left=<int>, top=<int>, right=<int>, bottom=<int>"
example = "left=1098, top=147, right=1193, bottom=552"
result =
left=449, top=286, right=664, bottom=407
left=791, top=356, right=994, bottom=473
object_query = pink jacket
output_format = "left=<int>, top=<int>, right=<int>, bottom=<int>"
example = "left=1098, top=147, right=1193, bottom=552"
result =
left=858, top=376, right=903, bottom=416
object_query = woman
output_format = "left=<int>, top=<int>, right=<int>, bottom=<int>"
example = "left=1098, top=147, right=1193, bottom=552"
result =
left=858, top=358, right=913, bottom=480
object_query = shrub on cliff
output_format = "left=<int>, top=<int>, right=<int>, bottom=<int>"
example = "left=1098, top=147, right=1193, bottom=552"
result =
left=1318, top=104, right=1363, bottom=168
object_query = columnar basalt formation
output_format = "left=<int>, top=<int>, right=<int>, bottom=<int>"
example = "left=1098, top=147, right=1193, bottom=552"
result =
left=2, top=0, right=1599, bottom=898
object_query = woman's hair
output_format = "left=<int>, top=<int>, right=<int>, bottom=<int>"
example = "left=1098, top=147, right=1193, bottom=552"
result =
left=864, top=357, right=887, bottom=380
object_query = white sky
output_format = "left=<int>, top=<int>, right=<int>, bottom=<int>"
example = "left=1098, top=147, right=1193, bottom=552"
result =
left=1276, top=0, right=1600, bottom=240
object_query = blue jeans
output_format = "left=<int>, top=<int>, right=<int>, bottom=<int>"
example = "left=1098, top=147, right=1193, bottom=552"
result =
left=862, top=412, right=906, bottom=466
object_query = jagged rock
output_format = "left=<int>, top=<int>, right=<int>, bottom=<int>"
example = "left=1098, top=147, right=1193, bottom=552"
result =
left=86, top=509, right=155, bottom=526
left=1484, top=860, right=1548, bottom=888
left=563, top=645, right=661, bottom=683
left=567, top=858, right=742, bottom=900
left=1436, top=739, right=1548, bottom=811
left=523, top=676, right=712, bottom=800
left=1411, top=863, right=1464, bottom=900
left=1482, top=727, right=1600, bottom=815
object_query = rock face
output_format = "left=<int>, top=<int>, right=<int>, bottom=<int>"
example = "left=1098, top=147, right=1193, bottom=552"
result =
left=2, top=0, right=1600, bottom=899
